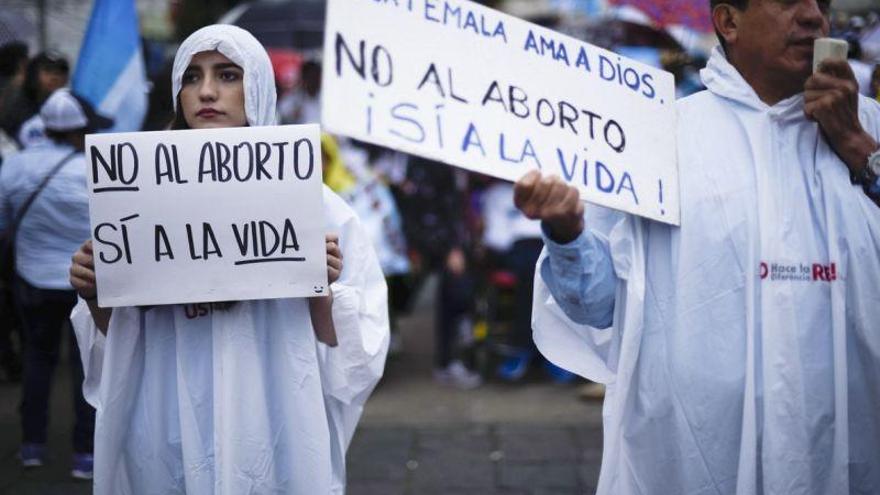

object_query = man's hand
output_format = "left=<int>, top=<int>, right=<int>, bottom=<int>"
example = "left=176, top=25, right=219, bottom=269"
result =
left=69, top=240, right=112, bottom=333
left=326, top=234, right=343, bottom=284
left=514, top=170, right=584, bottom=244
left=804, top=60, right=879, bottom=173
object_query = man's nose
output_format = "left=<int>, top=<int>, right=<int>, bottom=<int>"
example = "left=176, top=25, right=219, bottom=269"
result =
left=797, top=0, right=827, bottom=30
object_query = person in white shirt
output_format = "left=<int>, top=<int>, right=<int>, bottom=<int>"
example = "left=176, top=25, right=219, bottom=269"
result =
left=0, top=88, right=112, bottom=478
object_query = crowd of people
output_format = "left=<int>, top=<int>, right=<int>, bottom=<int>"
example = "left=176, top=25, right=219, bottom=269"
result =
left=270, top=47, right=588, bottom=389
left=0, top=22, right=565, bottom=490
left=0, top=0, right=878, bottom=493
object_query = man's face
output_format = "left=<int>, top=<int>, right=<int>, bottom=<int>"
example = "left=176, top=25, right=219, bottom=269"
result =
left=732, top=0, right=830, bottom=88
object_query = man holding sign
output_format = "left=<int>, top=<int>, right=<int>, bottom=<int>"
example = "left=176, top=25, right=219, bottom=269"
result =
left=69, top=25, right=389, bottom=494
left=517, top=0, right=880, bottom=494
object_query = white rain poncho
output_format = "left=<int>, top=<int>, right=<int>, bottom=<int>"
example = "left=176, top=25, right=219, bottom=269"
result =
left=72, top=25, right=389, bottom=495
left=533, top=46, right=880, bottom=495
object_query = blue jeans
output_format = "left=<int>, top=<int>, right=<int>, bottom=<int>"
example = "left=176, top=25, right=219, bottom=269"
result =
left=13, top=276, right=94, bottom=453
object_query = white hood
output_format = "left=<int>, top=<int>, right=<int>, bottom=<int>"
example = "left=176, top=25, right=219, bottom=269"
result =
left=172, top=24, right=277, bottom=127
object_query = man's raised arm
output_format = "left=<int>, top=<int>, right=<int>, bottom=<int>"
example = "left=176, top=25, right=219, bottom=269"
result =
left=514, top=171, right=617, bottom=328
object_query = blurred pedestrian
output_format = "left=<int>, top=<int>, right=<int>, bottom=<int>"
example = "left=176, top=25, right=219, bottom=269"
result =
left=0, top=42, right=28, bottom=153
left=847, top=38, right=874, bottom=96
left=480, top=180, right=574, bottom=383
left=516, top=0, right=880, bottom=492
left=69, top=25, right=389, bottom=494
left=0, top=88, right=111, bottom=478
left=0, top=40, right=29, bottom=383
left=278, top=56, right=322, bottom=125
left=0, top=43, right=28, bottom=97
left=322, top=136, right=411, bottom=355
left=0, top=51, right=69, bottom=148
left=399, top=157, right=482, bottom=389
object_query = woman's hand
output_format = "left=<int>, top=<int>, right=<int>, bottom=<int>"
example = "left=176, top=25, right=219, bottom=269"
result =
left=69, top=240, right=112, bottom=333
left=311, top=233, right=343, bottom=347
left=326, top=233, right=343, bottom=284
left=70, top=240, right=98, bottom=300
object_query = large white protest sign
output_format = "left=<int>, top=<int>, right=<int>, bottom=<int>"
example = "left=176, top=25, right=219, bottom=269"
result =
left=85, top=125, right=327, bottom=307
left=322, top=0, right=679, bottom=225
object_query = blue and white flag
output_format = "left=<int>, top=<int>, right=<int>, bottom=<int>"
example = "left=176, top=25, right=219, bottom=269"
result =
left=73, top=0, right=148, bottom=133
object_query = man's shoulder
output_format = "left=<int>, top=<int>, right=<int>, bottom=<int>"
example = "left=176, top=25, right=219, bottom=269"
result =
left=672, top=90, right=734, bottom=137
left=674, top=89, right=715, bottom=111
left=3, top=144, right=80, bottom=174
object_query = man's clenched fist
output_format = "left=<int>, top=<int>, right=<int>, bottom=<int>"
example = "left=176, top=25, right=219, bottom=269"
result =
left=514, top=170, right=584, bottom=244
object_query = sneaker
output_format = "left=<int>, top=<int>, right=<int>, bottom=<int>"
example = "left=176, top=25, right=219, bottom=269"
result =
left=496, top=351, right=533, bottom=382
left=19, top=443, right=46, bottom=468
left=433, top=360, right=482, bottom=390
left=71, top=452, right=94, bottom=480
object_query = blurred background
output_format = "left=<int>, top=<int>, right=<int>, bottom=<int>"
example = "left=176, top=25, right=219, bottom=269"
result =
left=3, top=0, right=879, bottom=118
left=1, top=0, right=878, bottom=494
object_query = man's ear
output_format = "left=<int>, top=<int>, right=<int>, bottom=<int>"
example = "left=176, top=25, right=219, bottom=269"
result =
left=713, top=4, right=740, bottom=47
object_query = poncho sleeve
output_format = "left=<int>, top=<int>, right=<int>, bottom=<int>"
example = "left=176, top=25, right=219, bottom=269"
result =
left=70, top=298, right=107, bottom=409
left=317, top=186, right=390, bottom=493
left=531, top=206, right=641, bottom=384
left=318, top=186, right=390, bottom=406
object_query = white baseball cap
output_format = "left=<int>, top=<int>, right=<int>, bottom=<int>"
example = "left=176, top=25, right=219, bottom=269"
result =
left=39, top=88, right=113, bottom=132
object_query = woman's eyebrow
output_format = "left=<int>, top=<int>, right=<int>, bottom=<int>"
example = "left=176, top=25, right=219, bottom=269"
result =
left=213, top=62, right=242, bottom=71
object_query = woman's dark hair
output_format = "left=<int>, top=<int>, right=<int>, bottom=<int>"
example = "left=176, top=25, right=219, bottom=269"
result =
left=23, top=51, right=69, bottom=103
left=0, top=42, right=28, bottom=79
left=168, top=96, right=190, bottom=130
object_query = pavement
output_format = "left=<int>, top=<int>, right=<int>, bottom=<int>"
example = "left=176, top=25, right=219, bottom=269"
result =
left=0, top=278, right=604, bottom=494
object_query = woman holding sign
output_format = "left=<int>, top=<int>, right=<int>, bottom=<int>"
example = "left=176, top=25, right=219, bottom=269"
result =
left=68, top=25, right=389, bottom=494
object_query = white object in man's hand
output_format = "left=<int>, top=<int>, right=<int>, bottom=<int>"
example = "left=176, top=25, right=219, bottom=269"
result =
left=813, top=38, right=848, bottom=73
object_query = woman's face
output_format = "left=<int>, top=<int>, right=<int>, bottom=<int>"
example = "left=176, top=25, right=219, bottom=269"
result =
left=37, top=67, right=68, bottom=101
left=179, top=51, right=247, bottom=129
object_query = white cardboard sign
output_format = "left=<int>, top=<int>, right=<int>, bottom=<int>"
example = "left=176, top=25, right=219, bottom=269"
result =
left=322, top=0, right=679, bottom=225
left=85, top=125, right=328, bottom=307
